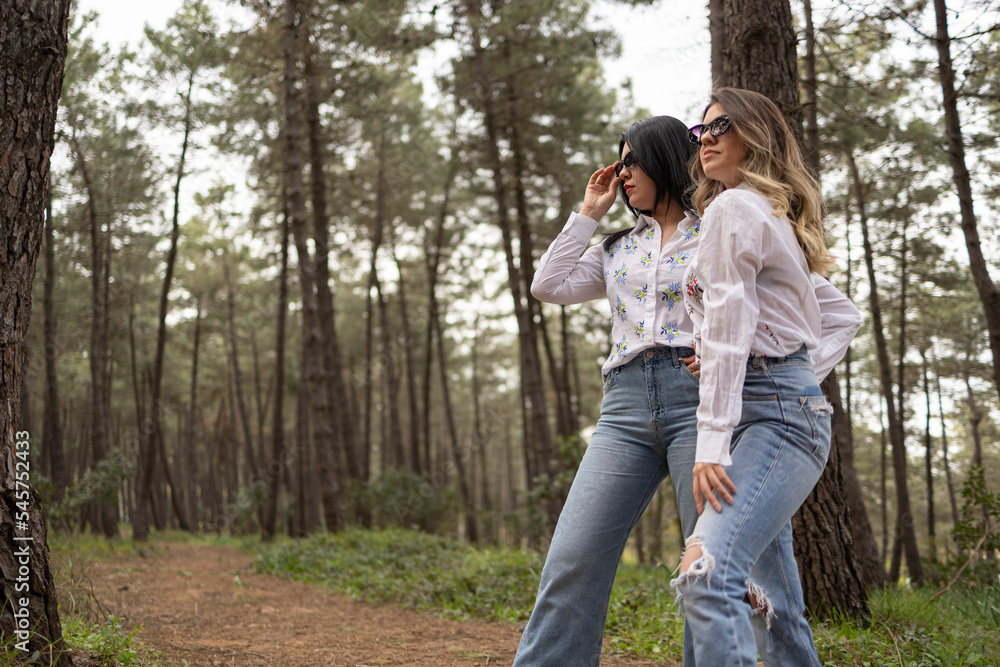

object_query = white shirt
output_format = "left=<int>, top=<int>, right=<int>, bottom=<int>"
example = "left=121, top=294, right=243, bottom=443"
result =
left=683, top=183, right=862, bottom=465
left=532, top=210, right=702, bottom=375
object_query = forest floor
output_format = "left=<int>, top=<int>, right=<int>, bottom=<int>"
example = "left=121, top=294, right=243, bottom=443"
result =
left=82, top=541, right=674, bottom=666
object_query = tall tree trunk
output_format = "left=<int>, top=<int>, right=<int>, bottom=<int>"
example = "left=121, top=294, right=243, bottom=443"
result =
left=878, top=396, right=888, bottom=561
left=391, top=243, right=422, bottom=473
left=849, top=149, right=923, bottom=586
left=72, top=139, right=118, bottom=539
left=422, top=148, right=460, bottom=479
left=43, top=175, right=68, bottom=503
left=719, top=0, right=801, bottom=129
left=889, top=213, right=911, bottom=579
left=283, top=0, right=344, bottom=532
left=0, top=0, right=72, bottom=658
left=709, top=0, right=726, bottom=86
left=224, top=257, right=259, bottom=483
left=933, top=357, right=959, bottom=527
left=185, top=297, right=203, bottom=531
left=560, top=307, right=580, bottom=432
left=932, top=0, right=1000, bottom=405
left=433, top=305, right=478, bottom=542
left=819, top=371, right=887, bottom=590
left=801, top=0, right=819, bottom=173
left=134, top=71, right=194, bottom=542
left=537, top=307, right=574, bottom=438
left=843, top=189, right=854, bottom=420
left=964, top=367, right=984, bottom=469
left=464, top=0, right=559, bottom=529
left=920, top=349, right=936, bottom=559
left=262, top=210, right=289, bottom=542
left=470, top=316, right=495, bottom=543
left=303, top=20, right=358, bottom=492
left=369, top=135, right=404, bottom=470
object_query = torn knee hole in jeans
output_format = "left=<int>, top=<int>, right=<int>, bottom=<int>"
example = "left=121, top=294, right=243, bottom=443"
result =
left=670, top=537, right=716, bottom=597
left=746, top=579, right=775, bottom=630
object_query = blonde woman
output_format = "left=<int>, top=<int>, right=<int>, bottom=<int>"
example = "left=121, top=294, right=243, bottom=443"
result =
left=671, top=87, right=852, bottom=666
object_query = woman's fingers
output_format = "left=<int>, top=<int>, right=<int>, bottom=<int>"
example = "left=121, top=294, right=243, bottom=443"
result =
left=692, top=463, right=736, bottom=514
left=680, top=355, right=701, bottom=377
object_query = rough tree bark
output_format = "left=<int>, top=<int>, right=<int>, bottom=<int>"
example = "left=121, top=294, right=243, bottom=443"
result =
left=0, top=0, right=72, bottom=661
left=719, top=0, right=801, bottom=128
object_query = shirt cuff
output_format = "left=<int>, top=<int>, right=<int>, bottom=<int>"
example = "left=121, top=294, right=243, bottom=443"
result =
left=561, top=211, right=601, bottom=241
left=696, top=429, right=733, bottom=466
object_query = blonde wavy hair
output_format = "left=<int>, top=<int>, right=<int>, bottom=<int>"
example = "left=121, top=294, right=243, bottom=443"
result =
left=691, top=87, right=834, bottom=276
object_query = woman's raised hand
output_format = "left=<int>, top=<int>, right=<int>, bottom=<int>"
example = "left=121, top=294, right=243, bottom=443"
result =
left=579, top=164, right=620, bottom=222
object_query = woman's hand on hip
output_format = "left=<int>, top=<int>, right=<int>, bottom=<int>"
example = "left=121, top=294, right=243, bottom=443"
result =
left=680, top=354, right=701, bottom=377
left=579, top=164, right=620, bottom=221
left=692, top=462, right=736, bottom=514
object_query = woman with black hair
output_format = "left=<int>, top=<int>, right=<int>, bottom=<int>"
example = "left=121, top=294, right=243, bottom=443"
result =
left=513, top=115, right=861, bottom=666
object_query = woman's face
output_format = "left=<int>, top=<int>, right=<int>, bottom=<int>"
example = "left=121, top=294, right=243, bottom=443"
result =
left=700, top=103, right=747, bottom=189
left=618, top=142, right=658, bottom=213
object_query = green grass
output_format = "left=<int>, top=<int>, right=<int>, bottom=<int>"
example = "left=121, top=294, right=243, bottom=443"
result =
left=811, top=585, right=1000, bottom=666
left=255, top=527, right=1000, bottom=665
left=60, top=615, right=157, bottom=666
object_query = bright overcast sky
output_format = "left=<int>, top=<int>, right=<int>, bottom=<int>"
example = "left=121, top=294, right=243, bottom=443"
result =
left=75, top=0, right=713, bottom=123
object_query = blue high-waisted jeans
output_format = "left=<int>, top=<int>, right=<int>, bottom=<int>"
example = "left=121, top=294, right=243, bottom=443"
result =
left=513, top=346, right=823, bottom=666
left=671, top=347, right=830, bottom=666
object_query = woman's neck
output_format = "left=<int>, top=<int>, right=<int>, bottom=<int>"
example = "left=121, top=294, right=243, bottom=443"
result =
left=652, top=199, right=687, bottom=239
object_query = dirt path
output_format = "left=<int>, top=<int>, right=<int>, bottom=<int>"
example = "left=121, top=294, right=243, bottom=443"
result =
left=83, top=542, right=675, bottom=666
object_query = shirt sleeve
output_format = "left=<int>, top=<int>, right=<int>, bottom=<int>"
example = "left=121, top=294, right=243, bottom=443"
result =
left=530, top=212, right=608, bottom=305
left=809, top=274, right=863, bottom=382
left=694, top=192, right=766, bottom=465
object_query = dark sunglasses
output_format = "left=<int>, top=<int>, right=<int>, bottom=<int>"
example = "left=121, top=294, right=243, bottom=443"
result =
left=614, top=152, right=638, bottom=177
left=688, top=115, right=732, bottom=145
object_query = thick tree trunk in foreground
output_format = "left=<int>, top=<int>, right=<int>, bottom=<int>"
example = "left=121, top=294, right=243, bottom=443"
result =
left=720, top=0, right=801, bottom=129
left=0, top=0, right=72, bottom=661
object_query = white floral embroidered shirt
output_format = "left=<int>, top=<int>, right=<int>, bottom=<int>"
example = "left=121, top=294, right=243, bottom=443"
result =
left=683, top=182, right=862, bottom=465
left=532, top=210, right=702, bottom=375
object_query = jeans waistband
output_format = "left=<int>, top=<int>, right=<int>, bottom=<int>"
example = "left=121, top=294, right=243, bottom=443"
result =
left=747, top=344, right=809, bottom=371
left=618, top=345, right=696, bottom=369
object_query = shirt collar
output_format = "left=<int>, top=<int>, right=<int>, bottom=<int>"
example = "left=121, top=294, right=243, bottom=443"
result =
left=631, top=210, right=701, bottom=236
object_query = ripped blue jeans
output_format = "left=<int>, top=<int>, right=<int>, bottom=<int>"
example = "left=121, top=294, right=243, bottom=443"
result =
left=671, top=347, right=830, bottom=666
left=514, top=346, right=827, bottom=666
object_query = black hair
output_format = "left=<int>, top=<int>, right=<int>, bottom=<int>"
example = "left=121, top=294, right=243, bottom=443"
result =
left=602, top=115, right=697, bottom=252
